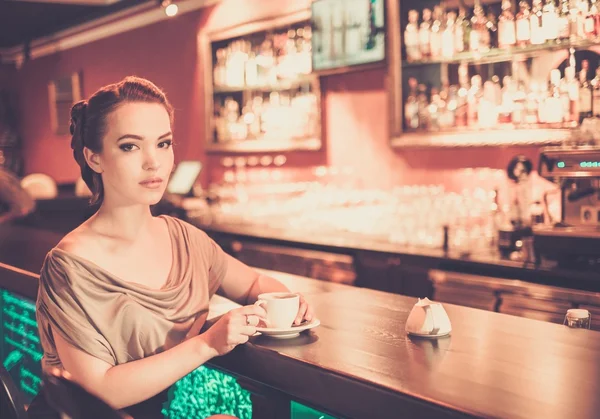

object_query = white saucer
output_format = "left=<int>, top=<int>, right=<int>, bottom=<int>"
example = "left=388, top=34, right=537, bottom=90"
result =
left=255, top=319, right=321, bottom=339
left=406, top=329, right=451, bottom=339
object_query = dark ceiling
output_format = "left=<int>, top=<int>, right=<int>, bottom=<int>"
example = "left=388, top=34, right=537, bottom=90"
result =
left=0, top=0, right=154, bottom=49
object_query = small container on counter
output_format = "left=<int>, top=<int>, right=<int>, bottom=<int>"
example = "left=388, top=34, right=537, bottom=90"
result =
left=564, top=309, right=592, bottom=329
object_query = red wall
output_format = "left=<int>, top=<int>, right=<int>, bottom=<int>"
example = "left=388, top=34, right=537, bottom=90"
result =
left=11, top=10, right=203, bottom=184
left=0, top=64, right=15, bottom=90
left=6, top=0, right=545, bottom=196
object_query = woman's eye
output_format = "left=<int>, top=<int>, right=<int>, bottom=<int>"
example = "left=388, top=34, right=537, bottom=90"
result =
left=119, top=144, right=137, bottom=152
left=159, top=140, right=173, bottom=149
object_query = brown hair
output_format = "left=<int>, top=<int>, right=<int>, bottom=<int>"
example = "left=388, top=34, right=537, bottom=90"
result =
left=69, top=76, right=174, bottom=206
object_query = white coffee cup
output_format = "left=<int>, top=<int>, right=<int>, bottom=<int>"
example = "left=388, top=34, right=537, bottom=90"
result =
left=255, top=292, right=299, bottom=329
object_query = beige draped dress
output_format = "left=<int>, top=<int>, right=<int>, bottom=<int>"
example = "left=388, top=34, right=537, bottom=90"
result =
left=35, top=215, right=228, bottom=371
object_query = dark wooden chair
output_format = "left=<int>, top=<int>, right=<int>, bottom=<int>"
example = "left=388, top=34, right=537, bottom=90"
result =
left=42, top=368, right=131, bottom=419
left=0, top=364, right=28, bottom=419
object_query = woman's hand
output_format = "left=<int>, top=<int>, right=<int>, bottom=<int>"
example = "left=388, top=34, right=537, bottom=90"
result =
left=293, top=293, right=314, bottom=325
left=201, top=305, right=267, bottom=357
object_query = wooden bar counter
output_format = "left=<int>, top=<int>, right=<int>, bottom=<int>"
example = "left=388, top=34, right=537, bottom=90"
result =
left=1, top=224, right=600, bottom=419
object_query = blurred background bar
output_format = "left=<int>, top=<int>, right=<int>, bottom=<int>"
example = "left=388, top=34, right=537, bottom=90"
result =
left=1, top=0, right=600, bottom=418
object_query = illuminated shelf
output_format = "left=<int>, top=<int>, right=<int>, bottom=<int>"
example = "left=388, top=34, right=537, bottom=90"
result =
left=391, top=128, right=571, bottom=149
left=403, top=38, right=600, bottom=67
left=206, top=136, right=321, bottom=153
left=213, top=75, right=314, bottom=94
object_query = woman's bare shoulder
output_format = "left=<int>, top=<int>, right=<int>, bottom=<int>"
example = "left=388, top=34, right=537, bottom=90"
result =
left=54, top=223, right=98, bottom=259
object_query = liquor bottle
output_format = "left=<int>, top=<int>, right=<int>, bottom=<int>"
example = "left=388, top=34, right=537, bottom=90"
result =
left=487, top=11, right=499, bottom=48
left=469, top=75, right=483, bottom=125
left=591, top=66, right=600, bottom=116
left=213, top=48, right=227, bottom=87
left=569, top=0, right=581, bottom=41
left=557, top=0, right=572, bottom=40
left=442, top=11, right=457, bottom=58
left=577, top=0, right=590, bottom=39
left=417, top=83, right=431, bottom=130
left=440, top=85, right=457, bottom=128
left=405, top=10, right=422, bottom=62
left=429, top=87, right=442, bottom=130
left=516, top=1, right=532, bottom=45
left=530, top=0, right=546, bottom=44
left=456, top=63, right=470, bottom=126
left=543, top=69, right=564, bottom=124
left=512, top=81, right=527, bottom=125
left=456, top=6, right=470, bottom=53
left=430, top=5, right=444, bottom=57
left=579, top=60, right=593, bottom=122
left=585, top=0, right=598, bottom=37
left=405, top=77, right=420, bottom=129
left=591, top=0, right=600, bottom=35
left=420, top=8, right=433, bottom=58
left=565, top=66, right=580, bottom=122
left=471, top=0, right=491, bottom=52
left=499, top=0, right=517, bottom=48
left=542, top=0, right=559, bottom=42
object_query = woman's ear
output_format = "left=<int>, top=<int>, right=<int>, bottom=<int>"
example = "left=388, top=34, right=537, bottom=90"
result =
left=83, top=147, right=103, bottom=174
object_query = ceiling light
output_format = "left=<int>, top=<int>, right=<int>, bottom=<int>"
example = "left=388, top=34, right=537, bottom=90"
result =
left=160, top=0, right=178, bottom=17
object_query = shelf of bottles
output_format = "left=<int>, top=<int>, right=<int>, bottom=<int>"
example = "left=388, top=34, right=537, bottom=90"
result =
left=398, top=0, right=600, bottom=145
left=208, top=19, right=322, bottom=153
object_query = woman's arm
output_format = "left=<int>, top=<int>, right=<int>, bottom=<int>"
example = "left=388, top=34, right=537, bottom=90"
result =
left=54, top=331, right=214, bottom=409
left=53, top=303, right=265, bottom=409
left=219, top=254, right=314, bottom=325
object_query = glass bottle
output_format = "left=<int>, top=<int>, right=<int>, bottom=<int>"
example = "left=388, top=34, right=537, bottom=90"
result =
left=586, top=0, right=598, bottom=37
left=456, top=63, right=470, bottom=126
left=591, top=67, right=600, bottom=116
left=405, top=77, right=420, bottom=130
left=579, top=59, right=593, bottom=122
left=542, top=0, right=559, bottom=42
left=557, top=0, right=572, bottom=40
left=419, top=8, right=433, bottom=58
left=499, top=0, right=517, bottom=48
left=455, top=7, right=468, bottom=53
left=442, top=11, right=457, bottom=58
left=591, top=0, right=600, bottom=35
left=565, top=65, right=580, bottom=123
left=487, top=11, right=499, bottom=48
left=417, top=83, right=431, bottom=130
left=516, top=1, right=532, bottom=46
left=430, top=5, right=444, bottom=57
left=470, top=0, right=491, bottom=52
left=577, top=0, right=590, bottom=39
left=530, top=0, right=546, bottom=44
left=405, top=10, right=422, bottom=62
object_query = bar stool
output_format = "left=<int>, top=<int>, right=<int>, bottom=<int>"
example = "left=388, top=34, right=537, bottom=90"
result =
left=43, top=368, right=131, bottom=419
left=0, top=364, right=27, bottom=419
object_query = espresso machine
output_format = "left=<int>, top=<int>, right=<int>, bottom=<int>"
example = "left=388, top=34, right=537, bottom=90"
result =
left=534, top=146, right=600, bottom=271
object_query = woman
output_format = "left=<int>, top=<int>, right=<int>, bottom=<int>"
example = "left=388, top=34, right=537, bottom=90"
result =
left=29, top=76, right=314, bottom=418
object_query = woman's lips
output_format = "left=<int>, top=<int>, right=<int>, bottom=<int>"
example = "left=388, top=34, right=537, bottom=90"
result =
left=139, top=178, right=163, bottom=189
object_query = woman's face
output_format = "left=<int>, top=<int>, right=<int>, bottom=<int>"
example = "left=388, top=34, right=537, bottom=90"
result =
left=94, top=102, right=174, bottom=207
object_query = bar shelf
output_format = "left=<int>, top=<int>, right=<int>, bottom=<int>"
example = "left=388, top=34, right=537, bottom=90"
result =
left=386, top=0, right=600, bottom=149
left=403, top=38, right=600, bottom=67
left=202, top=9, right=322, bottom=154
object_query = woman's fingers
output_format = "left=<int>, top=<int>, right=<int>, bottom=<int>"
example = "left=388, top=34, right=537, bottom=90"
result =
left=245, top=315, right=260, bottom=327
left=295, top=299, right=308, bottom=325
left=304, top=303, right=314, bottom=322
left=236, top=304, right=267, bottom=319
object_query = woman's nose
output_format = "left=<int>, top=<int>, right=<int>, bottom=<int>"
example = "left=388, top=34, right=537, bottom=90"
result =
left=142, top=150, right=160, bottom=171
